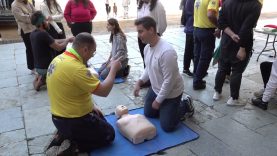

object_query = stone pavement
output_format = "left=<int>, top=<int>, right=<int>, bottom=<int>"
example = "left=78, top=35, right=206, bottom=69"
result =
left=1, top=23, right=277, bottom=155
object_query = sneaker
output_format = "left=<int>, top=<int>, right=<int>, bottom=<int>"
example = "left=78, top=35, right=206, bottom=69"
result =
left=213, top=91, right=221, bottom=101
left=184, top=95, right=194, bottom=117
left=226, top=97, right=246, bottom=106
left=180, top=95, right=194, bottom=120
left=183, top=70, right=193, bottom=77
left=251, top=97, right=268, bottom=110
left=254, top=89, right=264, bottom=98
left=123, top=65, right=130, bottom=77
left=193, top=82, right=206, bottom=90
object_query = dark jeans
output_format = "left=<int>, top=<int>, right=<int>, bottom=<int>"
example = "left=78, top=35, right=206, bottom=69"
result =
left=184, top=33, right=194, bottom=71
left=71, top=22, right=92, bottom=37
left=193, top=28, right=215, bottom=85
left=260, top=61, right=273, bottom=88
left=138, top=37, right=147, bottom=68
left=214, top=53, right=250, bottom=99
left=21, top=30, right=34, bottom=70
left=47, top=22, right=66, bottom=58
left=52, top=112, right=115, bottom=152
left=144, top=87, right=182, bottom=132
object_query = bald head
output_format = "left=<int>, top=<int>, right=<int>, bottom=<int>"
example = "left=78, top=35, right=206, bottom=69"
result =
left=72, top=32, right=96, bottom=50
left=72, top=33, right=96, bottom=64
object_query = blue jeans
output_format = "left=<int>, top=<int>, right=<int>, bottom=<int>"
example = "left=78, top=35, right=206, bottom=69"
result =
left=193, top=28, right=215, bottom=85
left=144, top=87, right=182, bottom=132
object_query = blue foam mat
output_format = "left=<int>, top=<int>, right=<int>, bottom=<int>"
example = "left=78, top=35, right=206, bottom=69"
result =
left=90, top=108, right=199, bottom=156
left=95, top=68, right=125, bottom=84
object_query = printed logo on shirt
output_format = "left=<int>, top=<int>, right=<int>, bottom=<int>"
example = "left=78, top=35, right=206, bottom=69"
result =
left=57, top=55, right=65, bottom=61
left=47, top=63, right=56, bottom=76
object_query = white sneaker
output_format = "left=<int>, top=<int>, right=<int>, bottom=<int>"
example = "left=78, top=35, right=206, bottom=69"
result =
left=254, top=89, right=264, bottom=98
left=226, top=97, right=246, bottom=106
left=213, top=91, right=221, bottom=101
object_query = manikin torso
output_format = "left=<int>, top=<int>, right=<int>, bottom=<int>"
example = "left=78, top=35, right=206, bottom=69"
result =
left=115, top=105, right=157, bottom=144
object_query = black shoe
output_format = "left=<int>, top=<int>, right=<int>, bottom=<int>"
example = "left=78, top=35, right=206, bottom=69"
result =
left=184, top=95, right=194, bottom=117
left=193, top=82, right=206, bottom=90
left=183, top=70, right=193, bottom=77
left=180, top=95, right=194, bottom=120
left=123, top=65, right=130, bottom=77
left=251, top=97, right=268, bottom=110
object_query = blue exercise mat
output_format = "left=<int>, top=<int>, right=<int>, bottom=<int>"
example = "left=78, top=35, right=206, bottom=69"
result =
left=90, top=108, right=199, bottom=156
left=94, top=68, right=125, bottom=84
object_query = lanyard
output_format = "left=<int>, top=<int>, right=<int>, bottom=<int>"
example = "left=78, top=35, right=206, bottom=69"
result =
left=64, top=48, right=83, bottom=62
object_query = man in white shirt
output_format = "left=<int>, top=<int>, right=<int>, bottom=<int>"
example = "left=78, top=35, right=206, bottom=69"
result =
left=133, top=16, right=192, bottom=132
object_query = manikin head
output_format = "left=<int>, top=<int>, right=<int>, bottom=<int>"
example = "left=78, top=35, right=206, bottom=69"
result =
left=115, top=105, right=129, bottom=118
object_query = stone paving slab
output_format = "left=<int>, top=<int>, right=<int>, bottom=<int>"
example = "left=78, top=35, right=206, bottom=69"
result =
left=28, top=135, right=53, bottom=155
left=182, top=120, right=240, bottom=156
left=24, top=106, right=54, bottom=139
left=0, top=129, right=25, bottom=147
left=200, top=116, right=277, bottom=156
left=0, top=107, right=23, bottom=133
left=0, top=140, right=28, bottom=156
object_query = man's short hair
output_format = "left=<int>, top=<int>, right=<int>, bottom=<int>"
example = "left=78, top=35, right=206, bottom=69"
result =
left=134, top=16, right=157, bottom=32
left=31, top=11, right=45, bottom=27
left=72, top=32, right=96, bottom=50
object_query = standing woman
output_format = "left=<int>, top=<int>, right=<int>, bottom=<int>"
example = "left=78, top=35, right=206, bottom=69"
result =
left=98, top=18, right=129, bottom=79
left=11, top=0, right=36, bottom=74
left=137, top=0, right=167, bottom=67
left=64, top=0, right=97, bottom=36
left=40, top=0, right=66, bottom=57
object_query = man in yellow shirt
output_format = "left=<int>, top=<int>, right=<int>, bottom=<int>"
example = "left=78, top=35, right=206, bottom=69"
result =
left=193, top=0, right=219, bottom=90
left=46, top=33, right=122, bottom=155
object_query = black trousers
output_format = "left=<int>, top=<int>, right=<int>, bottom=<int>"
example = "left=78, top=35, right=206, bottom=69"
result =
left=138, top=37, right=147, bottom=68
left=183, top=33, right=194, bottom=71
left=71, top=22, right=92, bottom=37
left=52, top=112, right=115, bottom=152
left=47, top=22, right=66, bottom=58
left=214, top=52, right=250, bottom=99
left=21, top=30, right=34, bottom=70
left=260, top=61, right=273, bottom=88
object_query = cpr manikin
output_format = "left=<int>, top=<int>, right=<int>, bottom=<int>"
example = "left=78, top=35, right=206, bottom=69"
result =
left=115, top=105, right=157, bottom=144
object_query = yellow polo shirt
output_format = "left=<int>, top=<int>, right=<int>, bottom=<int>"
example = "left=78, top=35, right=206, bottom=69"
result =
left=46, top=50, right=100, bottom=118
left=194, top=0, right=219, bottom=28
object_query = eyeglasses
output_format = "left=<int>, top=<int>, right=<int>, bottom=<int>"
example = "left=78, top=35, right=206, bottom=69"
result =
left=91, top=48, right=96, bottom=57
